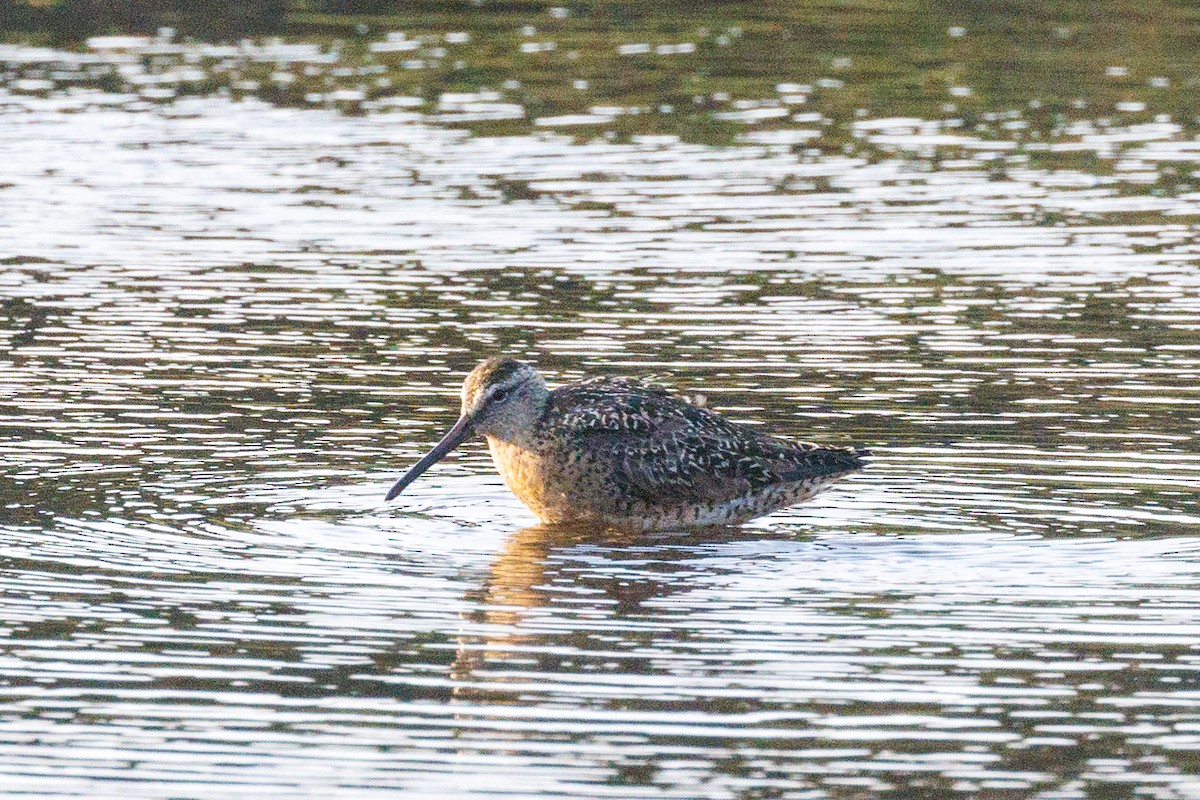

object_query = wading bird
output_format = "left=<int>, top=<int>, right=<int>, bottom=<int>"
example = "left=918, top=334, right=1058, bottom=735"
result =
left=385, top=358, right=866, bottom=529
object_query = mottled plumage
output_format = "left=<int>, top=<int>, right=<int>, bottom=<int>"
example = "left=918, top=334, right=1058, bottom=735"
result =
left=386, top=357, right=866, bottom=530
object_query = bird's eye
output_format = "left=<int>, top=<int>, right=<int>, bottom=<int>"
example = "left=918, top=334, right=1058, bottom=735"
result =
left=491, top=387, right=510, bottom=403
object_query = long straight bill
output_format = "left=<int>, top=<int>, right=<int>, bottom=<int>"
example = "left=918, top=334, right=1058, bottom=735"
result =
left=385, top=415, right=474, bottom=501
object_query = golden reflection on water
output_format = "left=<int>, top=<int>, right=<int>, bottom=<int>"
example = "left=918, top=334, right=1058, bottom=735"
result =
left=452, top=524, right=672, bottom=688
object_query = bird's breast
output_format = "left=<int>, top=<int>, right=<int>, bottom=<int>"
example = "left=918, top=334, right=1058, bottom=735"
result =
left=487, top=437, right=567, bottom=523
left=485, top=436, right=612, bottom=524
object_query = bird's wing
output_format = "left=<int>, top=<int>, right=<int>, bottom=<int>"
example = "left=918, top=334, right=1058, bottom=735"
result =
left=548, top=379, right=860, bottom=506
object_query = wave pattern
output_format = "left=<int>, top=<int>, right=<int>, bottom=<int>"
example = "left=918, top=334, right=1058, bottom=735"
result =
left=1, top=87, right=1200, bottom=798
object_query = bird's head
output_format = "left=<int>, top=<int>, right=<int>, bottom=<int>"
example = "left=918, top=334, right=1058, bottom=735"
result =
left=385, top=357, right=548, bottom=501
left=459, top=357, right=548, bottom=440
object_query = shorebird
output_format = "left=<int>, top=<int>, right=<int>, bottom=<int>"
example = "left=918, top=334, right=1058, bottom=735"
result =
left=385, top=358, right=866, bottom=529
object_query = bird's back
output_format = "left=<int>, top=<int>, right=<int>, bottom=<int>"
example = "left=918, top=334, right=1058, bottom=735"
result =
left=508, top=377, right=864, bottom=527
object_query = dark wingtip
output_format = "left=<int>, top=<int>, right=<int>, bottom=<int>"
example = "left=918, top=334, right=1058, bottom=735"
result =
left=840, top=446, right=868, bottom=472
left=817, top=445, right=869, bottom=475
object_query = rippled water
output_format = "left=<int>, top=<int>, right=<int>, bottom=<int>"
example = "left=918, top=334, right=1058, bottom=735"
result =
left=3, top=72, right=1200, bottom=797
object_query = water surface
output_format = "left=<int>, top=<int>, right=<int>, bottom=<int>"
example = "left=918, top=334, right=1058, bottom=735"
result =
left=2, top=35, right=1200, bottom=799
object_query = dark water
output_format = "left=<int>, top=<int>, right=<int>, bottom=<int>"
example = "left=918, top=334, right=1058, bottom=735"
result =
left=3, top=25, right=1200, bottom=799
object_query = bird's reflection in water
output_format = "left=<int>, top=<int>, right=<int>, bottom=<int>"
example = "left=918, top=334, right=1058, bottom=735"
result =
left=450, top=522, right=800, bottom=697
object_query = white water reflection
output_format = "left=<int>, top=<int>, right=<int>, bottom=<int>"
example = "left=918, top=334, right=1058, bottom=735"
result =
left=2, top=75, right=1200, bottom=798
left=2, top=510, right=1200, bottom=797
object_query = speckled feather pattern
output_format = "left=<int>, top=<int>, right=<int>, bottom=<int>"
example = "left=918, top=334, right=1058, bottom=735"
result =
left=487, top=375, right=865, bottom=529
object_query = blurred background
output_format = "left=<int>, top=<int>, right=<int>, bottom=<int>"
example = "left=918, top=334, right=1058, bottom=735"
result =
left=3, top=0, right=1200, bottom=144
left=2, top=2, right=1200, bottom=798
